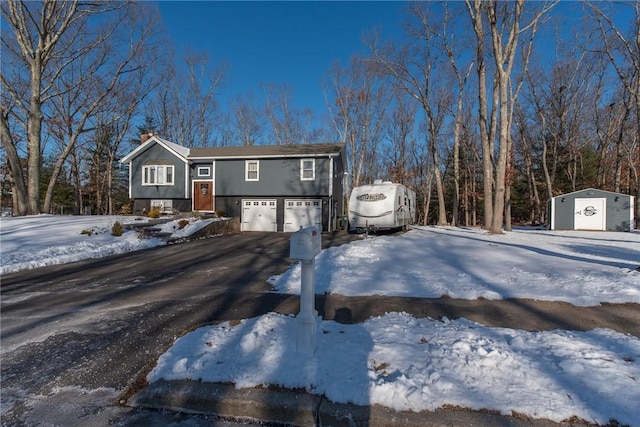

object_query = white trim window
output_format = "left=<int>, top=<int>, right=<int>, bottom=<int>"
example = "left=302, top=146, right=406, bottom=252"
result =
left=301, top=158, right=315, bottom=181
left=197, top=166, right=211, bottom=177
left=245, top=160, right=259, bottom=181
left=143, top=165, right=174, bottom=185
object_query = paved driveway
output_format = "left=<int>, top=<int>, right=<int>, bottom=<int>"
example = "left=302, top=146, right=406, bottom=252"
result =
left=3, top=230, right=637, bottom=426
left=0, top=231, right=358, bottom=426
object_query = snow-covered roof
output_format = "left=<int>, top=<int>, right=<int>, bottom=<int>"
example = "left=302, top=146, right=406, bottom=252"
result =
left=154, top=136, right=190, bottom=159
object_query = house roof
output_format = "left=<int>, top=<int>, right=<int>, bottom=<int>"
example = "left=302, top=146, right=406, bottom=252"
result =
left=120, top=140, right=345, bottom=163
left=157, top=136, right=191, bottom=158
left=120, top=135, right=191, bottom=164
left=189, top=143, right=344, bottom=159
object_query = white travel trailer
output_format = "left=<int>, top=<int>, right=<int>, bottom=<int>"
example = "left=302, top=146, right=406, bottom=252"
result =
left=348, top=181, right=416, bottom=233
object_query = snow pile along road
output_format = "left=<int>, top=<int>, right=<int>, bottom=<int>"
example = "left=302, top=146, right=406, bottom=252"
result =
left=149, top=312, right=640, bottom=426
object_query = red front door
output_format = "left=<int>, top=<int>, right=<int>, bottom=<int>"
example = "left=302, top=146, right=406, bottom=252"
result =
left=194, top=181, right=214, bottom=211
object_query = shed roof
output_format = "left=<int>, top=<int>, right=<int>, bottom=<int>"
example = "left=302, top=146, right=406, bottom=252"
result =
left=551, top=188, right=632, bottom=200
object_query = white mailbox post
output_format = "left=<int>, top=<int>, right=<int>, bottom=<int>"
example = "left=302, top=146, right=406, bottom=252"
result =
left=289, top=226, right=321, bottom=355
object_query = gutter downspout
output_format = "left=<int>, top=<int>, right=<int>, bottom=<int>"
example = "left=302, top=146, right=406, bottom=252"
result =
left=127, top=162, right=132, bottom=199
left=329, top=154, right=334, bottom=231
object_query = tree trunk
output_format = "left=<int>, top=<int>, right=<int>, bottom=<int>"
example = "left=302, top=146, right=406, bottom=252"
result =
left=43, top=134, right=79, bottom=214
left=69, top=150, right=82, bottom=214
left=27, top=70, right=44, bottom=214
left=451, top=95, right=463, bottom=227
left=107, top=150, right=116, bottom=215
left=466, top=0, right=495, bottom=230
left=489, top=71, right=510, bottom=234
left=1, top=113, right=29, bottom=215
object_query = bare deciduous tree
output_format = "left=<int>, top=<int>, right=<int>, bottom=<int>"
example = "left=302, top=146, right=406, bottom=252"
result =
left=324, top=57, right=389, bottom=200
left=231, top=93, right=265, bottom=146
left=384, top=92, right=417, bottom=185
left=588, top=1, right=640, bottom=218
left=369, top=3, right=453, bottom=226
left=1, top=0, right=124, bottom=215
left=465, top=0, right=556, bottom=233
left=1, top=0, right=165, bottom=215
left=440, top=4, right=475, bottom=226
left=263, top=83, right=320, bottom=145
left=152, top=52, right=225, bottom=147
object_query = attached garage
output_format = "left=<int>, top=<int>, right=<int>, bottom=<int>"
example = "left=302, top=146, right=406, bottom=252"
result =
left=284, top=199, right=322, bottom=232
left=548, top=188, right=635, bottom=232
left=242, top=199, right=277, bottom=231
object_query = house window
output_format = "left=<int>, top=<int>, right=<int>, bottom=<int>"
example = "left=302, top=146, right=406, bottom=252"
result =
left=197, top=166, right=210, bottom=177
left=301, top=159, right=315, bottom=181
left=246, top=160, right=259, bottom=181
left=143, top=165, right=174, bottom=185
left=151, top=199, right=173, bottom=213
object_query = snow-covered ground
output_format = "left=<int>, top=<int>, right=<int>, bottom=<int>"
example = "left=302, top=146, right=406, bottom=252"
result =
left=0, top=214, right=216, bottom=274
left=2, top=216, right=639, bottom=425
left=270, top=226, right=640, bottom=306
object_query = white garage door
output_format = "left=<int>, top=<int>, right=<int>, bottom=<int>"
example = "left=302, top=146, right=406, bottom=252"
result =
left=284, top=199, right=322, bottom=232
left=242, top=199, right=277, bottom=232
left=574, top=198, right=606, bottom=230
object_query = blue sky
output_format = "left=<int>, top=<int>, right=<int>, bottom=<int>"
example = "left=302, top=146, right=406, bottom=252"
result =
left=155, top=1, right=407, bottom=118
left=153, top=1, right=631, bottom=129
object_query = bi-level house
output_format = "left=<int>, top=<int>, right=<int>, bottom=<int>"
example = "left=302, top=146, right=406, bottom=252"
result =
left=120, top=135, right=346, bottom=232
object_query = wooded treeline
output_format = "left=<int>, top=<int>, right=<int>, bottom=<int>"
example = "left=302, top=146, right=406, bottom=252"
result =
left=1, top=0, right=638, bottom=230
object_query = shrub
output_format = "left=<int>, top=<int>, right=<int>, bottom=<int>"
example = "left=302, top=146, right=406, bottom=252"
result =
left=148, top=207, right=161, bottom=219
left=215, top=209, right=226, bottom=218
left=178, top=219, right=190, bottom=229
left=120, top=203, right=132, bottom=215
left=111, top=221, right=124, bottom=236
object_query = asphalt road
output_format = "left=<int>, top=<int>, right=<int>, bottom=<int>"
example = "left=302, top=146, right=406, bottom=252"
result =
left=1, top=231, right=358, bottom=426
left=1, top=230, right=638, bottom=426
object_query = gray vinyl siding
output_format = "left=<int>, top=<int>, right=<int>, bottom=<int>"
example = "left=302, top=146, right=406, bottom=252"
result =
left=551, top=198, right=574, bottom=230
left=215, top=157, right=331, bottom=196
left=192, top=162, right=214, bottom=179
left=129, top=143, right=187, bottom=199
left=603, top=192, right=633, bottom=231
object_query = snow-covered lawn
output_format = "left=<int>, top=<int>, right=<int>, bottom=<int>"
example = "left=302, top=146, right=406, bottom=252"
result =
left=2, top=216, right=639, bottom=425
left=270, top=226, right=640, bottom=306
left=0, top=214, right=216, bottom=274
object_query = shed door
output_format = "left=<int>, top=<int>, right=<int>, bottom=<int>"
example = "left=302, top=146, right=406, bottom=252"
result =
left=242, top=199, right=277, bottom=232
left=574, top=198, right=606, bottom=230
left=284, top=199, right=322, bottom=232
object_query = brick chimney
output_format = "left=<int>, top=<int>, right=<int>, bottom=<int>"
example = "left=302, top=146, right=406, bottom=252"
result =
left=140, top=132, right=154, bottom=143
